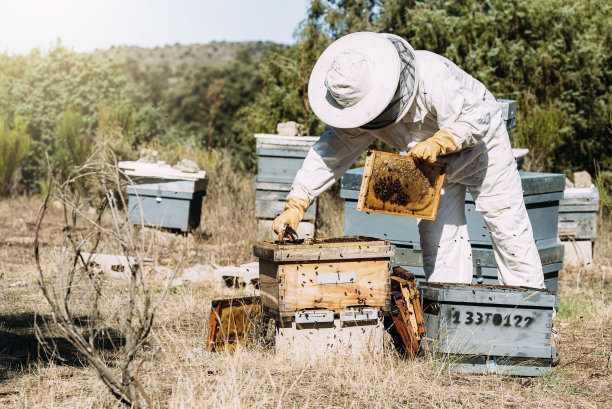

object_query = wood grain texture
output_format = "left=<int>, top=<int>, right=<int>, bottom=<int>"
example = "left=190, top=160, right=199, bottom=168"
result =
left=264, top=259, right=390, bottom=317
left=356, top=150, right=446, bottom=220
left=253, top=237, right=394, bottom=262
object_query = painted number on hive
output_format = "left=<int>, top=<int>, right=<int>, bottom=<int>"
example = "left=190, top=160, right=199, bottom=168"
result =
left=451, top=311, right=533, bottom=327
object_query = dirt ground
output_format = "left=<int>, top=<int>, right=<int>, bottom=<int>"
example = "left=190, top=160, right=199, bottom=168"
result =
left=0, top=195, right=611, bottom=408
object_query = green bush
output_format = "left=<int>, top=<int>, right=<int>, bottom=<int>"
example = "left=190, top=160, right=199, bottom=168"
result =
left=0, top=115, right=31, bottom=195
left=53, top=109, right=92, bottom=179
left=271, top=0, right=611, bottom=175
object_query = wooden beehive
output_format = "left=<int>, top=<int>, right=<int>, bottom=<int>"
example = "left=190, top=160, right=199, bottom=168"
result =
left=206, top=296, right=262, bottom=352
left=357, top=150, right=446, bottom=220
left=419, top=283, right=560, bottom=376
left=253, top=237, right=395, bottom=322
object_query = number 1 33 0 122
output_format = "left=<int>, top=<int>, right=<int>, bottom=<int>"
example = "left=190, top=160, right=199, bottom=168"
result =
left=451, top=310, right=534, bottom=327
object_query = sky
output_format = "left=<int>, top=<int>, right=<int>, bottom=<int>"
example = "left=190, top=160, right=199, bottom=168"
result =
left=0, top=0, right=310, bottom=55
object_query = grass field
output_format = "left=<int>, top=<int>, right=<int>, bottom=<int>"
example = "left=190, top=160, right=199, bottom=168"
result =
left=0, top=168, right=611, bottom=408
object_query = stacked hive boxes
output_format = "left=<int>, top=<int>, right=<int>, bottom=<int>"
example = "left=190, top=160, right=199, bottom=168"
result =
left=254, top=134, right=319, bottom=240
left=558, top=186, right=600, bottom=266
left=254, top=238, right=394, bottom=359
left=119, top=161, right=208, bottom=232
left=339, top=100, right=565, bottom=292
left=341, top=169, right=565, bottom=292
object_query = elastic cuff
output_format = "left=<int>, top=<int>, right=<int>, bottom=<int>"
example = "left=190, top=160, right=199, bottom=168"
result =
left=288, top=182, right=316, bottom=204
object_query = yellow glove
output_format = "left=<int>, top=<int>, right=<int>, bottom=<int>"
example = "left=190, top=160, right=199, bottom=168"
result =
left=408, top=129, right=457, bottom=163
left=272, top=197, right=311, bottom=241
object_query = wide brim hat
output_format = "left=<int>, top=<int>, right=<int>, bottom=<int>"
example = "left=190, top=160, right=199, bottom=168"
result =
left=308, top=32, right=418, bottom=129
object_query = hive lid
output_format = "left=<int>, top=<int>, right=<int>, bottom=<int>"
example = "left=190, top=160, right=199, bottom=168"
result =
left=253, top=236, right=395, bottom=262
left=419, top=282, right=560, bottom=307
left=343, top=168, right=566, bottom=196
left=118, top=161, right=207, bottom=181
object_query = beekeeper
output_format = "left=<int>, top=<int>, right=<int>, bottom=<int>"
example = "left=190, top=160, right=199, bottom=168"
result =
left=272, top=32, right=545, bottom=289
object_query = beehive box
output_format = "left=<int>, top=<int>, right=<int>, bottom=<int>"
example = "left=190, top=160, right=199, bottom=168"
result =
left=342, top=169, right=565, bottom=248
left=393, top=243, right=563, bottom=293
left=255, top=134, right=319, bottom=184
left=357, top=150, right=446, bottom=220
left=119, top=161, right=208, bottom=232
left=419, top=283, right=559, bottom=376
left=275, top=313, right=385, bottom=359
left=255, top=179, right=317, bottom=240
left=558, top=186, right=599, bottom=240
left=497, top=99, right=517, bottom=138
left=254, top=237, right=393, bottom=359
left=254, top=134, right=319, bottom=240
left=254, top=237, right=394, bottom=321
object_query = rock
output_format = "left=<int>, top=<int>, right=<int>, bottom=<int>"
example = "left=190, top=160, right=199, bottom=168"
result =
left=173, top=159, right=199, bottom=173
left=573, top=171, right=592, bottom=188
left=277, top=121, right=304, bottom=137
left=214, top=262, right=259, bottom=292
left=138, top=149, right=158, bottom=163
left=180, top=263, right=216, bottom=283
left=565, top=177, right=574, bottom=188
left=81, top=253, right=153, bottom=279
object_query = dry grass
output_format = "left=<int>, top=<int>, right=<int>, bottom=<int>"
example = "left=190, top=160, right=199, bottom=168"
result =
left=0, top=174, right=611, bottom=408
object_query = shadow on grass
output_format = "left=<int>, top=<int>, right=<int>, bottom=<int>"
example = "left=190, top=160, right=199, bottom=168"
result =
left=0, top=312, right=124, bottom=382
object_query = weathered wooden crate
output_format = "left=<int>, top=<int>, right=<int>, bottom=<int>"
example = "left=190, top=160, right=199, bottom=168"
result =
left=254, top=237, right=394, bottom=322
left=558, top=186, right=599, bottom=240
left=393, top=243, right=563, bottom=293
left=119, top=161, right=208, bottom=232
left=206, top=296, right=262, bottom=352
left=357, top=150, right=446, bottom=220
left=419, top=283, right=559, bottom=376
left=341, top=169, right=565, bottom=248
left=255, top=134, right=319, bottom=184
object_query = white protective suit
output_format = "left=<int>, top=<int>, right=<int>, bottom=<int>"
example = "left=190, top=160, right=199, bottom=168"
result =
left=289, top=50, right=546, bottom=289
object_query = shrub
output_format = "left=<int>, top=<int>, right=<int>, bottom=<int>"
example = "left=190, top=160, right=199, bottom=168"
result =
left=0, top=115, right=31, bottom=195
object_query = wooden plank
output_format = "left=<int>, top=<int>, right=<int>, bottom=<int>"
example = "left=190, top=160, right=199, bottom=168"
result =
left=391, top=294, right=419, bottom=358
left=420, top=284, right=559, bottom=308
left=206, top=301, right=222, bottom=352
left=356, top=150, right=446, bottom=220
left=253, top=237, right=394, bottom=262
left=279, top=259, right=389, bottom=316
left=259, top=259, right=280, bottom=314
left=118, top=161, right=207, bottom=180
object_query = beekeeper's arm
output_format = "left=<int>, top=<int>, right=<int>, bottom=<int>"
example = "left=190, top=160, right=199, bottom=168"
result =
left=409, top=68, right=492, bottom=162
left=272, top=126, right=375, bottom=238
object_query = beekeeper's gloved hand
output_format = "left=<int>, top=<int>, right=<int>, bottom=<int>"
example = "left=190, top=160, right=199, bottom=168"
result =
left=409, top=129, right=457, bottom=163
left=272, top=197, right=311, bottom=241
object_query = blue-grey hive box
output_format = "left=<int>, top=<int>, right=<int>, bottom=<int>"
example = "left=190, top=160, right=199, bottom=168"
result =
left=255, top=134, right=319, bottom=240
left=255, top=134, right=319, bottom=184
left=558, top=186, right=599, bottom=240
left=119, top=161, right=208, bottom=232
left=497, top=99, right=517, bottom=138
left=419, top=282, right=560, bottom=376
left=340, top=168, right=565, bottom=292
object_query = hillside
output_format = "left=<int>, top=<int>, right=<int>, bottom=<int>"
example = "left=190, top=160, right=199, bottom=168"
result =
left=93, top=40, right=278, bottom=67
